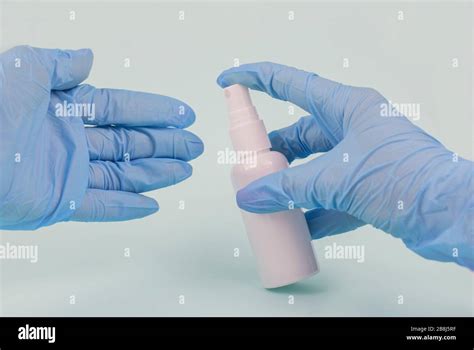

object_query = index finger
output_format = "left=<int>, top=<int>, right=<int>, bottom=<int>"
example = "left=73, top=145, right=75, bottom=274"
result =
left=53, top=84, right=196, bottom=128
left=217, top=62, right=348, bottom=145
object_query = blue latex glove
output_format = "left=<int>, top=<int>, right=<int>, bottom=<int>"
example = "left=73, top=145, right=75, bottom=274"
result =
left=0, top=46, right=203, bottom=230
left=217, top=62, right=473, bottom=270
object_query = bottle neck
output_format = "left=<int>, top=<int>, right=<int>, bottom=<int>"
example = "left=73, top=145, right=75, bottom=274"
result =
left=229, top=116, right=271, bottom=153
left=229, top=106, right=259, bottom=128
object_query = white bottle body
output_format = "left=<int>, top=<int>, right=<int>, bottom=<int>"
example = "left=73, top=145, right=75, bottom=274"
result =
left=224, top=83, right=319, bottom=289
left=231, top=150, right=319, bottom=288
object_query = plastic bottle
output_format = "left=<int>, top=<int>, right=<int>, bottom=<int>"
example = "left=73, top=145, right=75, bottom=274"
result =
left=224, top=84, right=319, bottom=289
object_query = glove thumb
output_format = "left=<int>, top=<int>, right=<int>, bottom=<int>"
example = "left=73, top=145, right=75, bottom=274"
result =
left=236, top=152, right=340, bottom=213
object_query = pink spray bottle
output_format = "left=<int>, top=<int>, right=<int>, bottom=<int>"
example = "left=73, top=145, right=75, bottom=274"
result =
left=224, top=84, right=319, bottom=288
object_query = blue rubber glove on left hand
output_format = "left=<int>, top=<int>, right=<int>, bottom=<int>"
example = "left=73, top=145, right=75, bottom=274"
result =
left=217, top=62, right=473, bottom=270
left=0, top=46, right=203, bottom=230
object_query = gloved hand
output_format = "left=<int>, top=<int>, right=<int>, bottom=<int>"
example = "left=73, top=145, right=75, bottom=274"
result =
left=0, top=46, right=203, bottom=230
left=217, top=62, right=473, bottom=270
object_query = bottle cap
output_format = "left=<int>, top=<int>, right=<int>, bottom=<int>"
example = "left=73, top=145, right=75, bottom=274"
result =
left=224, top=84, right=271, bottom=152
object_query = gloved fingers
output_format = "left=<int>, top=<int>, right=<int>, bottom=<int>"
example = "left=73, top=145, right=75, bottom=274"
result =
left=9, top=46, right=94, bottom=90
left=269, top=115, right=334, bottom=163
left=305, top=208, right=366, bottom=239
left=53, top=85, right=195, bottom=128
left=69, top=189, right=158, bottom=222
left=88, top=158, right=192, bottom=192
left=85, top=126, right=204, bottom=162
left=217, top=62, right=348, bottom=145
left=236, top=154, right=336, bottom=213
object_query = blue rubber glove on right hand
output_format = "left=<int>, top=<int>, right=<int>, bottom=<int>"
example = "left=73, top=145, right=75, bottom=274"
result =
left=0, top=46, right=203, bottom=230
left=217, top=62, right=473, bottom=270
